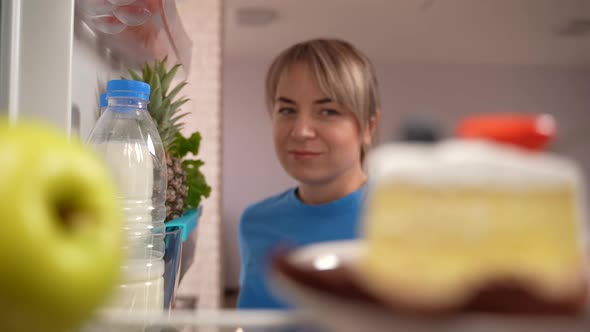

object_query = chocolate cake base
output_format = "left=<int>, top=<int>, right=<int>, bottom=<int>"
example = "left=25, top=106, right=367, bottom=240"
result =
left=273, top=253, right=588, bottom=317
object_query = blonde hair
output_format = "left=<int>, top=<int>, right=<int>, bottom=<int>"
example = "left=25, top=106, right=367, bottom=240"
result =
left=265, top=38, right=380, bottom=160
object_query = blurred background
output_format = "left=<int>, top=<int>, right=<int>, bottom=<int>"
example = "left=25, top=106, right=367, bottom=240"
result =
left=222, top=0, right=590, bottom=298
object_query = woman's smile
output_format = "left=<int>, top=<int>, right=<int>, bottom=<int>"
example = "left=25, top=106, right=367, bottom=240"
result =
left=288, top=149, right=322, bottom=160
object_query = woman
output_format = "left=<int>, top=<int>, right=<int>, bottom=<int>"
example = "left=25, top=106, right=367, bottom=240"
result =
left=237, top=38, right=381, bottom=309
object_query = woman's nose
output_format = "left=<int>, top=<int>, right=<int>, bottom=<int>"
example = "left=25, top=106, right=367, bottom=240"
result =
left=290, top=114, right=316, bottom=140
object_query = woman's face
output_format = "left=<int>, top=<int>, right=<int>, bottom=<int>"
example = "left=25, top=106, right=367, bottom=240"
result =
left=271, top=63, right=371, bottom=186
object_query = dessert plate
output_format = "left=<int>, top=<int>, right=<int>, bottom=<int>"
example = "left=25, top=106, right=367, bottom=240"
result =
left=270, top=240, right=590, bottom=332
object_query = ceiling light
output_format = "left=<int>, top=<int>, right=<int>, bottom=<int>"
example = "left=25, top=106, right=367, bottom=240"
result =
left=236, top=7, right=279, bottom=27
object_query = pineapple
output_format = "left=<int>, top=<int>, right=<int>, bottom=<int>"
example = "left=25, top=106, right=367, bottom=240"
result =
left=128, top=57, right=210, bottom=221
left=166, top=153, right=189, bottom=220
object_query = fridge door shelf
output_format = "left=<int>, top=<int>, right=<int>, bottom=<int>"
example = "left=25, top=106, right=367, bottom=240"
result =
left=74, top=0, right=192, bottom=76
left=80, top=308, right=305, bottom=331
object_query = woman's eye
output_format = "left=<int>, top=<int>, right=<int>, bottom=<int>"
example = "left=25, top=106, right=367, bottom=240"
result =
left=320, top=109, right=340, bottom=116
left=277, top=107, right=296, bottom=115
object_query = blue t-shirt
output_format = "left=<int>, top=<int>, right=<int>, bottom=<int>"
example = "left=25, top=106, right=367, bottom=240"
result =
left=237, top=185, right=366, bottom=309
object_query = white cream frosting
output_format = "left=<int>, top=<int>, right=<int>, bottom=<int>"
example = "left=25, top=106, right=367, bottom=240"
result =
left=367, top=139, right=583, bottom=189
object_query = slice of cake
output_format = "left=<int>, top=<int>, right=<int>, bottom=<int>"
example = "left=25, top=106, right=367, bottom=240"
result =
left=360, top=140, right=588, bottom=314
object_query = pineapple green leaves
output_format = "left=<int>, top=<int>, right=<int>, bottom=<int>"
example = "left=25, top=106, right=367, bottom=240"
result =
left=127, top=56, right=211, bottom=211
left=127, top=59, right=189, bottom=149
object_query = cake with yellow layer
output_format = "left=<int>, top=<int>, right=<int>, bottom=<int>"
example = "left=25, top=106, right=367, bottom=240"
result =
left=361, top=140, right=589, bottom=314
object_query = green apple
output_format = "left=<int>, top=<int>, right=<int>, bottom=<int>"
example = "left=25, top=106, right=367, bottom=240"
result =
left=0, top=120, right=123, bottom=332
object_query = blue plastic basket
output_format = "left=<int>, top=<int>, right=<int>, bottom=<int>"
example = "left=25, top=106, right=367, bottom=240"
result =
left=165, top=206, right=202, bottom=242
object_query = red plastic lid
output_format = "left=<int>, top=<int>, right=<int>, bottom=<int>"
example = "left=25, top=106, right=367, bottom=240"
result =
left=456, top=113, right=556, bottom=151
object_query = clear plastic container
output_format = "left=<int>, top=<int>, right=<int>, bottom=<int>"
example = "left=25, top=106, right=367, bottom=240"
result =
left=87, top=79, right=167, bottom=312
left=106, top=228, right=183, bottom=314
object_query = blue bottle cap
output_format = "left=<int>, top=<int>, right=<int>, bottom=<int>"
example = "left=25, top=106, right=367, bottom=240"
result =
left=106, top=79, right=150, bottom=100
left=99, top=93, right=108, bottom=108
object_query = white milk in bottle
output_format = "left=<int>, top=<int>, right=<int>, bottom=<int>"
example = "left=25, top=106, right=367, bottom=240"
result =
left=87, top=80, right=167, bottom=312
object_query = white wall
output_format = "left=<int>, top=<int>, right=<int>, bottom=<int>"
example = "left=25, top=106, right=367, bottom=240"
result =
left=175, top=0, right=223, bottom=309
left=222, top=58, right=590, bottom=288
left=222, top=58, right=297, bottom=289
